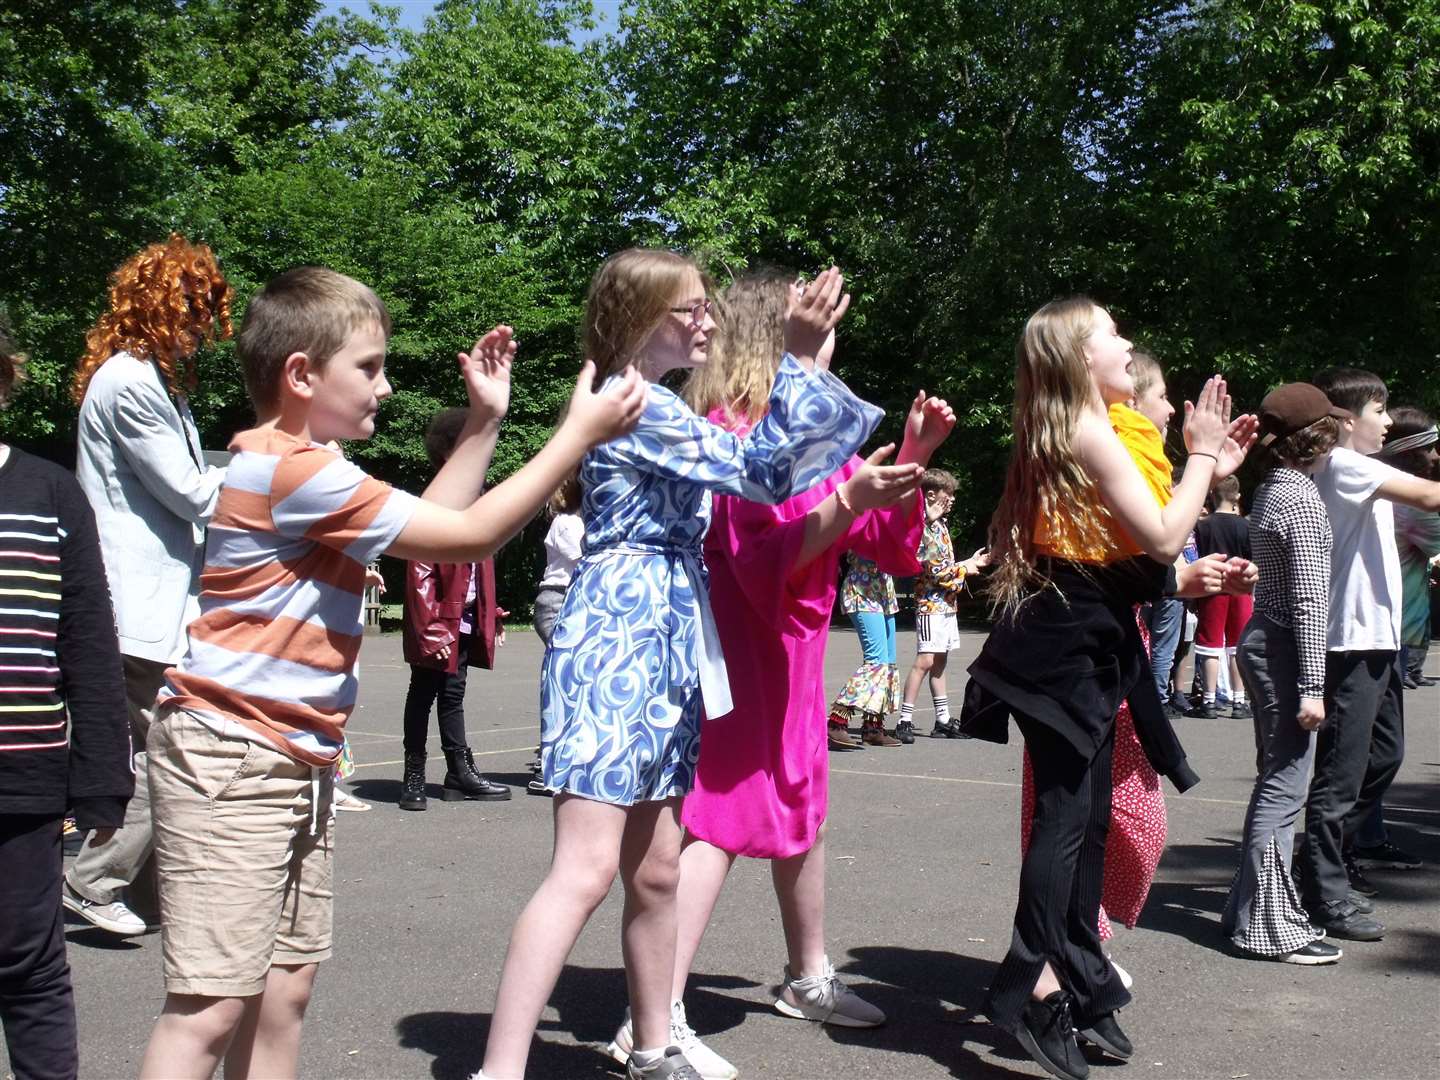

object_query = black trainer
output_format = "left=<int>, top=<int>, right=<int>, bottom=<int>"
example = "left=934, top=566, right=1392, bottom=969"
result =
left=1344, top=853, right=1380, bottom=897
left=1185, top=700, right=1218, bottom=719
left=1346, top=890, right=1375, bottom=914
left=894, top=720, right=916, bottom=744
left=1311, top=899, right=1384, bottom=941
left=1280, top=940, right=1343, bottom=965
left=1078, top=1011, right=1133, bottom=1060
left=1012, top=991, right=1088, bottom=1080
left=1353, top=840, right=1423, bottom=870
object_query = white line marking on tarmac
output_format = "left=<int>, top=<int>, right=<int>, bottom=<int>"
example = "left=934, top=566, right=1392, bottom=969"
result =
left=349, top=745, right=534, bottom=770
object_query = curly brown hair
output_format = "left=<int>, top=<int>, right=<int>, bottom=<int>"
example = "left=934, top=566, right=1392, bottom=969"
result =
left=72, top=235, right=232, bottom=404
left=1, top=321, right=25, bottom=409
left=1270, top=416, right=1340, bottom=470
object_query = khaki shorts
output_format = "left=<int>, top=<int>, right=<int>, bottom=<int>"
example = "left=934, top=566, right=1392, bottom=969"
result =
left=147, top=709, right=334, bottom=996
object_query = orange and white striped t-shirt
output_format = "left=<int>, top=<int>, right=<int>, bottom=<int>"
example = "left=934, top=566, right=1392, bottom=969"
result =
left=159, top=428, right=417, bottom=765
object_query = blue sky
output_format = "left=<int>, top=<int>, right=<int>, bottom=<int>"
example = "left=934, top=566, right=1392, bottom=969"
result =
left=318, top=1, right=619, bottom=40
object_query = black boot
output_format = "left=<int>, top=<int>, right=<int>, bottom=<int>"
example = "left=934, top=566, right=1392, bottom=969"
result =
left=399, top=752, right=427, bottom=811
left=442, top=747, right=512, bottom=801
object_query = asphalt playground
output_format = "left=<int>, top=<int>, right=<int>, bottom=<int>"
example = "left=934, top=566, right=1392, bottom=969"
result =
left=26, top=626, right=1440, bottom=1079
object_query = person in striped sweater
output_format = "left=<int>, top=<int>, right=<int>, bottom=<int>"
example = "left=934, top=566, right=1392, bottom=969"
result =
left=0, top=329, right=132, bottom=1080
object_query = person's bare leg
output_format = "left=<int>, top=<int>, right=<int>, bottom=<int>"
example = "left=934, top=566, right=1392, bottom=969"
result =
left=618, top=798, right=685, bottom=1053
left=1201, top=655, right=1219, bottom=699
left=902, top=651, right=935, bottom=707
left=139, top=993, right=250, bottom=1080
left=1032, top=961, right=1062, bottom=1000
left=926, top=652, right=950, bottom=701
left=222, top=963, right=318, bottom=1079
left=771, top=825, right=828, bottom=977
left=481, top=795, right=627, bottom=1079
left=670, top=834, right=738, bottom=1002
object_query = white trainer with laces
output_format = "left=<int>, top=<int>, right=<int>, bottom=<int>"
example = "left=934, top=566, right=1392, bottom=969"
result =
left=606, top=1001, right=738, bottom=1080
left=773, top=956, right=885, bottom=1027
left=61, top=882, right=150, bottom=936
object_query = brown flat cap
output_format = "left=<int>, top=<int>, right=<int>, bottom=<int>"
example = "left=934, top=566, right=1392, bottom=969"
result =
left=1258, top=383, right=1351, bottom=446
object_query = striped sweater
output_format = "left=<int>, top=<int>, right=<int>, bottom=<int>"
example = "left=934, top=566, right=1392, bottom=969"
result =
left=0, top=446, right=132, bottom=826
left=160, top=428, right=417, bottom=765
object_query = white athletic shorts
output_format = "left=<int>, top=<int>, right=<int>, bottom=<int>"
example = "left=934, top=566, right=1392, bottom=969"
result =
left=915, top=610, right=962, bottom=654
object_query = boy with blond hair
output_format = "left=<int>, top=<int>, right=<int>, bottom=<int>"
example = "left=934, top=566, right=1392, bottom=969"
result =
left=138, top=267, right=645, bottom=1079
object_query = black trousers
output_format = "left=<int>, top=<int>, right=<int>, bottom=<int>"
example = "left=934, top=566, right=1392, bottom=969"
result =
left=1299, top=650, right=1405, bottom=910
left=402, top=634, right=472, bottom=756
left=986, top=714, right=1129, bottom=1030
left=0, top=815, right=77, bottom=1080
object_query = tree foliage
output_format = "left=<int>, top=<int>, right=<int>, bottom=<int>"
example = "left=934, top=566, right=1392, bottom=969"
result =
left=2, top=0, right=1437, bottom=605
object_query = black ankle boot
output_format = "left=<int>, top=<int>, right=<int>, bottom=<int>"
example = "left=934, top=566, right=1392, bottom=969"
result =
left=442, top=747, right=512, bottom=802
left=399, top=752, right=427, bottom=811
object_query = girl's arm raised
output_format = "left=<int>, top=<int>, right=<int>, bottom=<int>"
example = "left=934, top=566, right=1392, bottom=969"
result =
left=1079, top=376, right=1255, bottom=564
left=387, top=364, right=646, bottom=564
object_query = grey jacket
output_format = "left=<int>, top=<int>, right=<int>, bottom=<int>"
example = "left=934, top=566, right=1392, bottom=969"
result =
left=76, top=352, right=226, bottom=663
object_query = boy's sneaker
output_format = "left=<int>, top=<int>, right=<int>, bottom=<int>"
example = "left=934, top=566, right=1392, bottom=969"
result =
left=627, top=1046, right=703, bottom=1080
left=1185, top=700, right=1218, bottom=719
left=1280, top=940, right=1343, bottom=965
left=893, top=720, right=916, bottom=744
left=1353, top=840, right=1423, bottom=870
left=1310, top=899, right=1384, bottom=941
left=607, top=1002, right=737, bottom=1080
left=774, top=957, right=885, bottom=1027
left=61, top=881, right=149, bottom=936
left=1227, top=702, right=1253, bottom=719
left=1344, top=853, right=1380, bottom=897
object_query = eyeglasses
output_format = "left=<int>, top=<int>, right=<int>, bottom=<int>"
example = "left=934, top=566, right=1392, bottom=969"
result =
left=669, top=298, right=715, bottom=324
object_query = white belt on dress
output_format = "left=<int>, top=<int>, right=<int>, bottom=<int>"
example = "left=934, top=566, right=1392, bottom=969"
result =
left=590, top=542, right=734, bottom=721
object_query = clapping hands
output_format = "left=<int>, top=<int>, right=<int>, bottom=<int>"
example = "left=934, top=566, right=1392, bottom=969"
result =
left=784, top=267, right=851, bottom=370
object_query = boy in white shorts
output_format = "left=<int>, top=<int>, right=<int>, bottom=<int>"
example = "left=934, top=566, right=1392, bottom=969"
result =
left=899, top=469, right=987, bottom=738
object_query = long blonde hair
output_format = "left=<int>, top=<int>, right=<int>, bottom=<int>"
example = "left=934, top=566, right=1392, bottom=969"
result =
left=986, top=296, right=1114, bottom=617
left=684, top=270, right=789, bottom=426
left=584, top=248, right=703, bottom=383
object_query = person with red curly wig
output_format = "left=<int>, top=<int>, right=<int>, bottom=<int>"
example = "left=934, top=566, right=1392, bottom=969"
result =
left=63, top=235, right=232, bottom=939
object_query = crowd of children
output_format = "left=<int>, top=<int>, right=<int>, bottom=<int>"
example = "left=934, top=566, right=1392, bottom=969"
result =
left=0, top=234, right=1436, bottom=1080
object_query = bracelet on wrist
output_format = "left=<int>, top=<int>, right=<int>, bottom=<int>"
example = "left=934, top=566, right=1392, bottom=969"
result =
left=1191, top=451, right=1219, bottom=463
left=834, top=484, right=856, bottom=517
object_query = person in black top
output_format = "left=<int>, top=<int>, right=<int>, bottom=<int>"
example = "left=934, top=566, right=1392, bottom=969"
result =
left=1189, top=476, right=1254, bottom=718
left=0, top=329, right=132, bottom=1080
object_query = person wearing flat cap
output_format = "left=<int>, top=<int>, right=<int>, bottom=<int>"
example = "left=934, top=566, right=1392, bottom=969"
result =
left=1221, top=382, right=1346, bottom=965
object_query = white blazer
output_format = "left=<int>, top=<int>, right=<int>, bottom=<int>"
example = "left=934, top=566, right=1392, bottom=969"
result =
left=75, top=352, right=226, bottom=664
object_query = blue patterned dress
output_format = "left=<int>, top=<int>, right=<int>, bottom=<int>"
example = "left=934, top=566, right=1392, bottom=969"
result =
left=539, top=355, right=882, bottom=805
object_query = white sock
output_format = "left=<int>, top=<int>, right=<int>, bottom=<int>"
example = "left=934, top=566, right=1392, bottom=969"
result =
left=932, top=695, right=950, bottom=726
left=900, top=702, right=915, bottom=724
left=630, top=1047, right=666, bottom=1068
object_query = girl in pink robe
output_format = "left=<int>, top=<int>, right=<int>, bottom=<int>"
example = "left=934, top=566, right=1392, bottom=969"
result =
left=604, top=271, right=955, bottom=1079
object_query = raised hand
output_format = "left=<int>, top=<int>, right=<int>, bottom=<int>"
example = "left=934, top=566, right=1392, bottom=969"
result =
left=1213, top=413, right=1260, bottom=480
left=562, top=362, right=648, bottom=447
left=965, top=547, right=990, bottom=575
left=839, top=444, right=924, bottom=513
left=1182, top=375, right=1232, bottom=459
left=898, top=389, right=957, bottom=466
left=457, top=325, right=517, bottom=422
left=783, top=267, right=852, bottom=369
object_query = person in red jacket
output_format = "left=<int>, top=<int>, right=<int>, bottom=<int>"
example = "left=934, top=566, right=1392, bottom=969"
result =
left=398, top=408, right=511, bottom=810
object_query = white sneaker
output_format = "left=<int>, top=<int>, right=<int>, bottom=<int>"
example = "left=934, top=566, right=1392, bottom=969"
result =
left=773, top=956, right=885, bottom=1028
left=1108, top=955, right=1134, bottom=991
left=61, top=882, right=150, bottom=936
left=606, top=1001, right=738, bottom=1080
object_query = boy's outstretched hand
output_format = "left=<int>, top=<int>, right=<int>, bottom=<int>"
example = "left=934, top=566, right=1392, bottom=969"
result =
left=899, top=390, right=957, bottom=466
left=563, top=362, right=647, bottom=447
left=784, top=267, right=851, bottom=369
left=458, top=325, right=517, bottom=422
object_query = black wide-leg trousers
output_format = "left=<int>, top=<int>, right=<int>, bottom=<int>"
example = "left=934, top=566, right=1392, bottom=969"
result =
left=986, top=713, right=1130, bottom=1030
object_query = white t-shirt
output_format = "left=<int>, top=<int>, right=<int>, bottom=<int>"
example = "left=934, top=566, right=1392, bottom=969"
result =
left=1312, top=445, right=1404, bottom=652
left=538, top=513, right=584, bottom=588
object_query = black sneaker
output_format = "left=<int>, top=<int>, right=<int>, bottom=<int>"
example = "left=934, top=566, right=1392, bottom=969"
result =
left=1344, top=853, right=1380, bottom=897
left=1078, top=1011, right=1133, bottom=1060
left=1346, top=890, right=1375, bottom=914
left=1311, top=900, right=1384, bottom=941
left=929, top=723, right=955, bottom=739
left=1353, top=840, right=1423, bottom=870
left=894, top=720, right=916, bottom=744
left=945, top=719, right=972, bottom=740
left=1013, top=991, right=1088, bottom=1080
left=1280, top=940, right=1343, bottom=966
left=1185, top=700, right=1218, bottom=719
left=1227, top=702, right=1253, bottom=719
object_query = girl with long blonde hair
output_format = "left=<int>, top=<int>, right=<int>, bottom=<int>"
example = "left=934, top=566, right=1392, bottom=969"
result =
left=596, top=270, right=947, bottom=1078
left=960, top=297, right=1255, bottom=1080
left=480, top=253, right=888, bottom=1080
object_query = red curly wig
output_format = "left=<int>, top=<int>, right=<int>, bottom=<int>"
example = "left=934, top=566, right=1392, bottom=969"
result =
left=72, top=234, right=233, bottom=404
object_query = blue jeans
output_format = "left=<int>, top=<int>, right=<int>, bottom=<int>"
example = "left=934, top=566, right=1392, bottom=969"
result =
left=1144, top=597, right=1184, bottom=702
left=850, top=610, right=897, bottom=666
